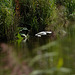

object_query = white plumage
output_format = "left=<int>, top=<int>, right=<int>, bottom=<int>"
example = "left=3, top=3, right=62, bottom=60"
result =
left=20, top=34, right=27, bottom=38
left=35, top=34, right=41, bottom=37
left=37, top=31, right=47, bottom=35
left=35, top=31, right=52, bottom=37
left=46, top=31, right=52, bottom=34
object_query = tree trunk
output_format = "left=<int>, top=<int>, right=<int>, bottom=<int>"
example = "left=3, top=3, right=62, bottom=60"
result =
left=15, top=0, right=20, bottom=17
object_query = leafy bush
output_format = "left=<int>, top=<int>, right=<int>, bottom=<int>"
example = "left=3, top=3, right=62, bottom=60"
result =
left=56, top=0, right=75, bottom=19
left=64, top=0, right=75, bottom=19
left=55, top=0, right=65, bottom=5
left=0, top=0, right=15, bottom=40
left=19, top=0, right=57, bottom=34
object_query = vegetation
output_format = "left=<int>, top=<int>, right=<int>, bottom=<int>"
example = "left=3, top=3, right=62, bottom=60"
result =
left=0, top=0, right=75, bottom=39
left=0, top=22, right=75, bottom=75
left=0, top=0, right=75, bottom=75
left=65, top=0, right=75, bottom=19
left=0, top=0, right=15, bottom=40
left=19, top=0, right=56, bottom=34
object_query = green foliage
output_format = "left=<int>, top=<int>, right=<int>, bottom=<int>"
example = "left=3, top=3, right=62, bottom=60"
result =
left=55, top=0, right=65, bottom=5
left=64, top=0, right=75, bottom=14
left=16, top=33, right=23, bottom=40
left=16, top=33, right=23, bottom=46
left=57, top=58, right=63, bottom=68
left=29, top=40, right=71, bottom=75
left=0, top=0, right=15, bottom=40
left=0, top=0, right=75, bottom=40
left=56, top=0, right=75, bottom=19
left=64, top=0, right=75, bottom=19
left=19, top=0, right=57, bottom=33
left=29, top=22, right=75, bottom=75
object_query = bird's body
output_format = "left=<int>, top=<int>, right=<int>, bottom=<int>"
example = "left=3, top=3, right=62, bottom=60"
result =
left=37, top=31, right=47, bottom=35
left=46, top=31, right=52, bottom=34
left=35, top=34, right=41, bottom=37
left=20, top=34, right=27, bottom=38
left=35, top=31, right=52, bottom=37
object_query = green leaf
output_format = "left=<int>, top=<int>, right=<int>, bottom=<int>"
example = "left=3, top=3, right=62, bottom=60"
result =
left=57, top=58, right=63, bottom=69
